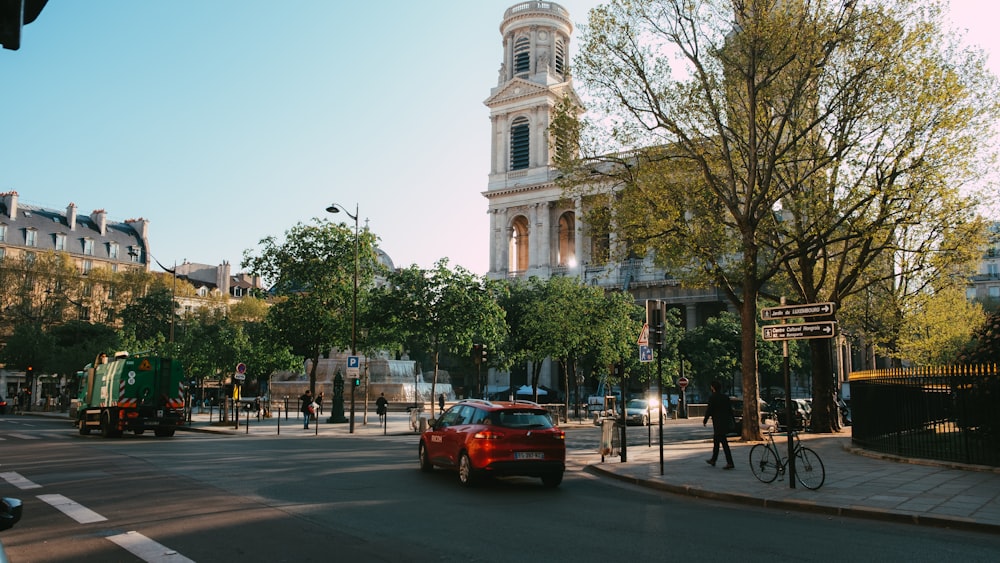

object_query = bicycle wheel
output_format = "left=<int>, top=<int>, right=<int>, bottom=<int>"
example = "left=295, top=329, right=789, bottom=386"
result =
left=749, top=444, right=780, bottom=483
left=794, top=447, right=826, bottom=490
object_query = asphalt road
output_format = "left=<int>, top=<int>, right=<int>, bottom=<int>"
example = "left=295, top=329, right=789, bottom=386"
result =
left=2, top=417, right=999, bottom=562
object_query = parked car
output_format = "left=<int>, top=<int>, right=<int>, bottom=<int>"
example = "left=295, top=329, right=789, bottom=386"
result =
left=0, top=396, right=6, bottom=415
left=419, top=399, right=566, bottom=487
left=769, top=397, right=810, bottom=430
left=624, top=398, right=667, bottom=426
left=730, top=397, right=770, bottom=432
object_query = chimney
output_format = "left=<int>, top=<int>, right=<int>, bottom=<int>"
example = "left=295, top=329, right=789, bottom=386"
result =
left=1, top=191, right=18, bottom=220
left=90, top=209, right=107, bottom=235
left=67, top=202, right=77, bottom=230
left=218, top=261, right=231, bottom=296
left=125, top=217, right=148, bottom=241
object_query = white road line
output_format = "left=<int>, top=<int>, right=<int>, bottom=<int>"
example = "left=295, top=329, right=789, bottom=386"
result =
left=0, top=471, right=41, bottom=489
left=107, top=531, right=195, bottom=563
left=6, top=433, right=39, bottom=440
left=36, top=494, right=107, bottom=524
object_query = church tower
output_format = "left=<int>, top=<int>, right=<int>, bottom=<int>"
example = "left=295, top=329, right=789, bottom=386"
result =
left=484, top=2, right=583, bottom=280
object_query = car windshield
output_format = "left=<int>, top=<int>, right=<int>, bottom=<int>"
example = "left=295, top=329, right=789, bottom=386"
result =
left=488, top=409, right=554, bottom=429
left=626, top=399, right=651, bottom=410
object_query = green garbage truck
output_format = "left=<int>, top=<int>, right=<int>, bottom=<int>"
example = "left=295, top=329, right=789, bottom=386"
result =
left=76, top=352, right=186, bottom=437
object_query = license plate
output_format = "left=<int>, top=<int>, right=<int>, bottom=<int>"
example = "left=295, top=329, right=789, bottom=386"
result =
left=515, top=451, right=544, bottom=460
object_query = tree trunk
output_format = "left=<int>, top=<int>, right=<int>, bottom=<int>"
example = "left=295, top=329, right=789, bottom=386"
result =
left=740, top=287, right=763, bottom=441
left=809, top=334, right=840, bottom=433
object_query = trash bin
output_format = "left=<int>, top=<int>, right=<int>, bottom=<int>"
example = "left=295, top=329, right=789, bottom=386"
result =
left=418, top=415, right=428, bottom=433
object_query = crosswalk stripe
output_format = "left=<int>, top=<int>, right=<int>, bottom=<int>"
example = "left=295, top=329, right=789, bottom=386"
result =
left=0, top=471, right=41, bottom=489
left=36, top=494, right=107, bottom=524
left=6, top=433, right=39, bottom=440
left=107, top=531, right=195, bottom=563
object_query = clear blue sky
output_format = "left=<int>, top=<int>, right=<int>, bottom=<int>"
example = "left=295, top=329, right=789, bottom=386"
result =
left=1, top=1, right=992, bottom=276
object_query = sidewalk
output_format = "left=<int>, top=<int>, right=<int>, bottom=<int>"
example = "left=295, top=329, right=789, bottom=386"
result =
left=581, top=420, right=1000, bottom=535
left=25, top=408, right=1000, bottom=534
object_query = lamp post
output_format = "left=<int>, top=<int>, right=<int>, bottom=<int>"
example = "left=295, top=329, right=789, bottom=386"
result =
left=326, top=203, right=359, bottom=434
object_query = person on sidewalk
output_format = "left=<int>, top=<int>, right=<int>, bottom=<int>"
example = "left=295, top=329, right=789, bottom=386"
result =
left=300, top=389, right=313, bottom=429
left=703, top=380, right=736, bottom=469
left=376, top=392, right=388, bottom=426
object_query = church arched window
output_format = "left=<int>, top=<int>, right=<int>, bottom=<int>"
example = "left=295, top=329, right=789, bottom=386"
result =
left=514, top=36, right=530, bottom=76
left=555, top=38, right=566, bottom=76
left=510, top=215, right=530, bottom=272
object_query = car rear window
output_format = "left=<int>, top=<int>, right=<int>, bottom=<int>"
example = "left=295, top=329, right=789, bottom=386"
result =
left=489, top=409, right=554, bottom=429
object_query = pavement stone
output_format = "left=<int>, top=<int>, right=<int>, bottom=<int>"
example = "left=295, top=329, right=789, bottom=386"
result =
left=19, top=407, right=1000, bottom=534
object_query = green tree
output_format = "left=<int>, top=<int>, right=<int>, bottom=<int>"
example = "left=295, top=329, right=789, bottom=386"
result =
left=46, top=321, right=120, bottom=394
left=554, top=0, right=997, bottom=437
left=242, top=218, right=380, bottom=394
left=958, top=310, right=1000, bottom=365
left=376, top=260, right=506, bottom=417
left=897, top=286, right=985, bottom=366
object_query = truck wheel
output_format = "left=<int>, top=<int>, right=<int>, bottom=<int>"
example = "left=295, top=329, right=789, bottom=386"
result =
left=101, top=412, right=122, bottom=438
left=79, top=422, right=91, bottom=435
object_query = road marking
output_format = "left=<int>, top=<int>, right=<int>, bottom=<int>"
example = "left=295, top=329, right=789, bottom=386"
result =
left=6, top=433, right=39, bottom=440
left=107, top=531, right=195, bottom=563
left=36, top=494, right=107, bottom=524
left=0, top=471, right=42, bottom=489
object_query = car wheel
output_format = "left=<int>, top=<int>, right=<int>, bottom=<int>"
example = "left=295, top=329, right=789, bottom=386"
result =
left=419, top=442, right=434, bottom=472
left=641, top=415, right=649, bottom=426
left=541, top=472, right=563, bottom=488
left=458, top=452, right=477, bottom=487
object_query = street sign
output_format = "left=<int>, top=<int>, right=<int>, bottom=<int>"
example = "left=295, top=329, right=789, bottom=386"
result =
left=761, top=301, right=835, bottom=320
left=639, top=345, right=653, bottom=363
left=234, top=373, right=246, bottom=381
left=761, top=321, right=837, bottom=341
left=347, top=355, right=360, bottom=378
left=236, top=362, right=246, bottom=374
left=678, top=376, right=689, bottom=390
left=637, top=323, right=649, bottom=346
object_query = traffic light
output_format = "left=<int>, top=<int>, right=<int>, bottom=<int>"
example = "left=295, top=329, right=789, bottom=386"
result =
left=481, top=345, right=489, bottom=364
left=353, top=377, right=360, bottom=387
left=0, top=0, right=49, bottom=51
left=472, top=344, right=482, bottom=364
left=25, top=365, right=33, bottom=377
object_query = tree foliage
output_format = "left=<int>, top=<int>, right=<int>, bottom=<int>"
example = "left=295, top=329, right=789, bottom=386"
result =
left=242, top=218, right=381, bottom=393
left=554, top=0, right=998, bottom=436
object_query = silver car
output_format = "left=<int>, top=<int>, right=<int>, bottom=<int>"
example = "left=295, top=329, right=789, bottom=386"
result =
left=624, top=398, right=666, bottom=426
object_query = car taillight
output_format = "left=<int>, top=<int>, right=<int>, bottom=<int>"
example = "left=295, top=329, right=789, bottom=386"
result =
left=473, top=429, right=504, bottom=440
left=554, top=431, right=565, bottom=440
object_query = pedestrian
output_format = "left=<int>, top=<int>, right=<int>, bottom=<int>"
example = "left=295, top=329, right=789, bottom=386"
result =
left=438, top=393, right=445, bottom=412
left=376, top=392, right=388, bottom=425
left=703, top=380, right=736, bottom=469
left=315, top=392, right=324, bottom=416
left=300, top=389, right=313, bottom=429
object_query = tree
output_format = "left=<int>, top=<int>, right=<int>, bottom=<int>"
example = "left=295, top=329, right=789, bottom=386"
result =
left=375, top=260, right=506, bottom=417
left=46, top=321, right=120, bottom=394
left=958, top=310, right=1000, bottom=365
left=555, top=0, right=998, bottom=437
left=242, top=218, right=380, bottom=394
left=896, top=286, right=985, bottom=366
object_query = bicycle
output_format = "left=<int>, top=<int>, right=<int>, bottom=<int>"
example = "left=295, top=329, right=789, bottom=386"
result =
left=749, top=430, right=826, bottom=490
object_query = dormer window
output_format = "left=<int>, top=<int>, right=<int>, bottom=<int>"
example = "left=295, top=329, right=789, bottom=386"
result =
left=83, top=238, right=94, bottom=256
left=0, top=224, right=6, bottom=242
left=25, top=228, right=37, bottom=247
left=109, top=242, right=119, bottom=259
left=55, top=233, right=67, bottom=251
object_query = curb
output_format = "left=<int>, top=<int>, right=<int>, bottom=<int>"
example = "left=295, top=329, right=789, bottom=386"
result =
left=584, top=464, right=1000, bottom=535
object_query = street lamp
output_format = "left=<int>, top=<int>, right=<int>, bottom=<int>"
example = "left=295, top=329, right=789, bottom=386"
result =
left=326, top=203, right=359, bottom=434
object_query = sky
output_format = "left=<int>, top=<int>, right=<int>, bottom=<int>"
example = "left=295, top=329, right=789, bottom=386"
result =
left=1, top=1, right=995, bottom=277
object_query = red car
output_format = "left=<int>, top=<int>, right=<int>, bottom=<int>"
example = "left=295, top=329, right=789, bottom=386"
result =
left=419, top=399, right=566, bottom=487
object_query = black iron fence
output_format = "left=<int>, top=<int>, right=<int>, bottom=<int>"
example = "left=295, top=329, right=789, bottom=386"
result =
left=850, top=364, right=1000, bottom=466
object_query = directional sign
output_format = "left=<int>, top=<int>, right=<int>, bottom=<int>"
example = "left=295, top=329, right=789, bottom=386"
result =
left=346, top=355, right=360, bottom=377
left=761, top=321, right=837, bottom=341
left=637, top=323, right=649, bottom=346
left=761, top=302, right=835, bottom=321
left=639, top=345, right=653, bottom=363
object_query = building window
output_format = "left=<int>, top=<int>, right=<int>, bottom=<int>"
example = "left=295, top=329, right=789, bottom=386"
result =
left=25, top=228, right=37, bottom=247
left=109, top=242, right=119, bottom=259
left=990, top=286, right=1000, bottom=299
left=0, top=247, right=4, bottom=260
left=509, top=215, right=530, bottom=272
left=83, top=238, right=94, bottom=255
left=514, top=36, right=530, bottom=75
left=555, top=39, right=566, bottom=75
left=129, top=247, right=141, bottom=262
left=55, top=233, right=66, bottom=251
left=82, top=260, right=93, bottom=274
left=0, top=223, right=7, bottom=241
left=989, top=263, right=999, bottom=277
left=510, top=117, right=530, bottom=170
